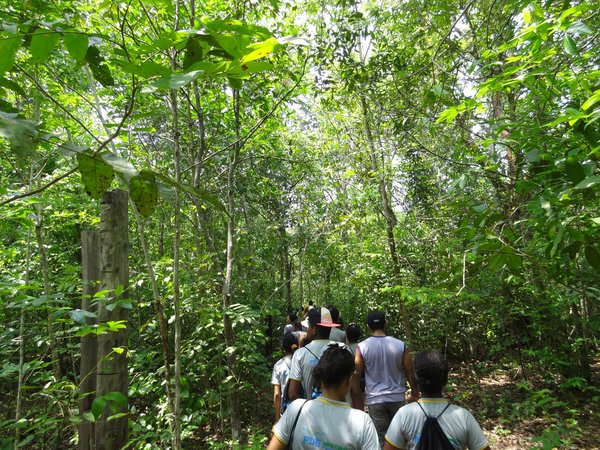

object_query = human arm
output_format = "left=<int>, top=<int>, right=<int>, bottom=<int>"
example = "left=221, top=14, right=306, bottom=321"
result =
left=266, top=434, right=287, bottom=450
left=383, top=441, right=402, bottom=450
left=402, top=350, right=420, bottom=402
left=273, top=384, right=281, bottom=422
left=351, top=348, right=365, bottom=410
left=288, top=379, right=301, bottom=401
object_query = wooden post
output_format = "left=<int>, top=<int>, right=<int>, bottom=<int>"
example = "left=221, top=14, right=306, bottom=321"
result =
left=79, top=231, right=100, bottom=450
left=96, top=190, right=129, bottom=450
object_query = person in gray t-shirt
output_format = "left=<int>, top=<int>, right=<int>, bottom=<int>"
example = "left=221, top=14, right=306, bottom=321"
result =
left=384, top=350, right=490, bottom=450
left=351, top=310, right=419, bottom=448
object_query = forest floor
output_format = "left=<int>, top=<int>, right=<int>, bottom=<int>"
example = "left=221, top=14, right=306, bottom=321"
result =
left=246, top=357, right=600, bottom=450
left=447, top=359, right=600, bottom=450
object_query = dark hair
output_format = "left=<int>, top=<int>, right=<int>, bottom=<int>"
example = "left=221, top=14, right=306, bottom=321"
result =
left=413, top=350, right=449, bottom=394
left=346, top=323, right=361, bottom=343
left=289, top=313, right=298, bottom=323
left=312, top=344, right=355, bottom=388
left=282, top=332, right=298, bottom=353
left=329, top=306, right=340, bottom=324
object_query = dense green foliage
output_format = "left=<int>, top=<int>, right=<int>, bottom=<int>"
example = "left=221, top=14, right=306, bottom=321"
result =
left=1, top=0, right=598, bottom=448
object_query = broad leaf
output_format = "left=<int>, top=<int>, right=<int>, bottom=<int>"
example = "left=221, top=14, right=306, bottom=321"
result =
left=85, top=46, right=115, bottom=87
left=30, top=30, right=60, bottom=63
left=64, top=30, right=88, bottom=64
left=0, top=35, right=22, bottom=75
left=574, top=175, right=600, bottom=190
left=564, top=156, right=585, bottom=184
left=563, top=35, right=578, bottom=56
left=585, top=246, right=600, bottom=272
left=76, top=151, right=115, bottom=199
left=129, top=170, right=158, bottom=217
left=91, top=397, right=107, bottom=419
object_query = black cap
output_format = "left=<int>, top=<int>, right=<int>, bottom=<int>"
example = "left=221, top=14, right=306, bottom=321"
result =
left=367, top=310, right=385, bottom=328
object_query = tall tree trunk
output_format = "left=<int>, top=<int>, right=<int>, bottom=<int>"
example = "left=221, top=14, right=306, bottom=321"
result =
left=96, top=190, right=129, bottom=450
left=360, top=95, right=413, bottom=346
left=169, top=8, right=183, bottom=443
left=131, top=206, right=175, bottom=431
left=34, top=207, right=62, bottom=379
left=223, top=88, right=242, bottom=441
left=15, top=225, right=33, bottom=448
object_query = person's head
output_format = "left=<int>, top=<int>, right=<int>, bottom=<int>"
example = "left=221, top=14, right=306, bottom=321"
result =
left=413, top=350, right=449, bottom=396
left=282, top=332, right=298, bottom=355
left=307, top=307, right=339, bottom=339
left=346, top=323, right=361, bottom=344
left=329, top=306, right=341, bottom=324
left=288, top=312, right=298, bottom=324
left=366, top=310, right=385, bottom=331
left=312, top=342, right=355, bottom=389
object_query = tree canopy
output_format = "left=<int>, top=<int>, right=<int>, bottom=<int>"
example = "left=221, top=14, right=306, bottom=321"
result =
left=0, top=0, right=598, bottom=448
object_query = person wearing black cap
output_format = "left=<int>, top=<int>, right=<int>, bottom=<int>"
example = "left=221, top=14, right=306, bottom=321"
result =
left=351, top=310, right=419, bottom=448
left=287, top=307, right=341, bottom=402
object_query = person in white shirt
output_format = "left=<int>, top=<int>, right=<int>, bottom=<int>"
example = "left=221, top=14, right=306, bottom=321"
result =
left=267, top=342, right=379, bottom=450
left=271, top=333, right=299, bottom=422
left=384, top=350, right=490, bottom=450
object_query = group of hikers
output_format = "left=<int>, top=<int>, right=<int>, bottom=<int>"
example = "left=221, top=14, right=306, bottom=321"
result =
left=269, top=305, right=490, bottom=450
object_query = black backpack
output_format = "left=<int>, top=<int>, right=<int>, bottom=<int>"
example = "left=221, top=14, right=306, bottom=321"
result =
left=281, top=376, right=304, bottom=414
left=415, top=402, right=455, bottom=450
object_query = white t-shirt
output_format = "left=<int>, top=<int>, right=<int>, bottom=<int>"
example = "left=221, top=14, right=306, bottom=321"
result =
left=271, top=355, right=293, bottom=414
left=289, top=339, right=330, bottom=397
left=385, top=399, right=489, bottom=450
left=274, top=397, right=379, bottom=450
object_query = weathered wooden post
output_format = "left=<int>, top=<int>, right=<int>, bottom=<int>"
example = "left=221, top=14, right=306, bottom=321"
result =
left=96, top=189, right=129, bottom=450
left=79, top=230, right=100, bottom=450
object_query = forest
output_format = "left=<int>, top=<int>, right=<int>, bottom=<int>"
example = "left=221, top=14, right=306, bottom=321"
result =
left=0, top=0, right=598, bottom=448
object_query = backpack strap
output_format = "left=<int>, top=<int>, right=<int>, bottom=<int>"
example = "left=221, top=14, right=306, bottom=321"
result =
left=304, top=347, right=319, bottom=361
left=288, top=400, right=308, bottom=450
left=416, top=401, right=451, bottom=419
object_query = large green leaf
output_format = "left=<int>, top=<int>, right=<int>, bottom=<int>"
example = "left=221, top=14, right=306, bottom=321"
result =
left=64, top=30, right=88, bottom=64
left=574, top=175, right=600, bottom=190
left=30, top=30, right=60, bottom=64
left=585, top=246, right=600, bottom=272
left=85, top=46, right=114, bottom=87
left=91, top=397, right=107, bottom=419
left=129, top=170, right=158, bottom=217
left=76, top=151, right=115, bottom=199
left=564, top=156, right=585, bottom=184
left=0, top=35, right=22, bottom=75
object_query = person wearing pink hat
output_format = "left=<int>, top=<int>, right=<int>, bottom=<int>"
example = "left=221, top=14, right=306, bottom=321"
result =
left=287, top=307, right=341, bottom=402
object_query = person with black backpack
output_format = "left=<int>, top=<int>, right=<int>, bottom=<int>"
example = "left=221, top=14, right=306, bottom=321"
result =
left=384, top=350, right=490, bottom=450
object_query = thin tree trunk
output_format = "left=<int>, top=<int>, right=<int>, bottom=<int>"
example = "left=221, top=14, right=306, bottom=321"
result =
left=15, top=226, right=33, bottom=448
left=360, top=95, right=413, bottom=346
left=170, top=2, right=183, bottom=445
left=34, top=208, right=62, bottom=379
left=223, top=88, right=242, bottom=441
left=130, top=205, right=175, bottom=428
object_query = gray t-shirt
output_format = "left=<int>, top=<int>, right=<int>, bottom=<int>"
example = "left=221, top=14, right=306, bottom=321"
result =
left=385, top=399, right=489, bottom=450
left=289, top=339, right=330, bottom=396
left=358, top=335, right=407, bottom=405
left=274, top=397, right=380, bottom=450
left=329, top=326, right=346, bottom=342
